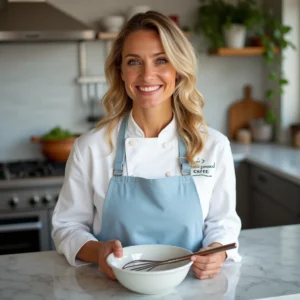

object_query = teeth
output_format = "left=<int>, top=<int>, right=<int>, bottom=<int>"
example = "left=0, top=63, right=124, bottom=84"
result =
left=138, top=86, right=160, bottom=92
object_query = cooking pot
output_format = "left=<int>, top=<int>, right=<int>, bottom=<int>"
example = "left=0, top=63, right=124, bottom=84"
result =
left=31, top=136, right=77, bottom=162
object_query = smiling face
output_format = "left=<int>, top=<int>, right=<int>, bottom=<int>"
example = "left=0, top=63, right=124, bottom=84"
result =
left=120, top=30, right=177, bottom=110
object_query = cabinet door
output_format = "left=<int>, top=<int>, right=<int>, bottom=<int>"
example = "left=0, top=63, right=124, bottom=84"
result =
left=252, top=191, right=300, bottom=228
left=235, top=162, right=250, bottom=229
left=251, top=166, right=300, bottom=213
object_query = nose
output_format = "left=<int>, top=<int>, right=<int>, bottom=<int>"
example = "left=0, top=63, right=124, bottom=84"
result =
left=140, top=62, right=155, bottom=81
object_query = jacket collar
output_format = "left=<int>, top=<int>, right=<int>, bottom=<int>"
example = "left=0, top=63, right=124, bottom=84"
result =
left=127, top=110, right=177, bottom=139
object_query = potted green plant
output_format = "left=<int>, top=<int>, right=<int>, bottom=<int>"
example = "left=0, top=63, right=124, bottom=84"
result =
left=257, top=9, right=295, bottom=119
left=194, top=0, right=263, bottom=49
left=31, top=126, right=78, bottom=162
left=250, top=9, right=296, bottom=142
left=194, top=1, right=296, bottom=142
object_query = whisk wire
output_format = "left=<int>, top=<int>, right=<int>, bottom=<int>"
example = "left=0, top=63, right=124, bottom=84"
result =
left=121, top=243, right=237, bottom=272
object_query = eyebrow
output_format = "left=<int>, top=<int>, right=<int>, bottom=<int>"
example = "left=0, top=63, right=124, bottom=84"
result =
left=125, top=52, right=166, bottom=58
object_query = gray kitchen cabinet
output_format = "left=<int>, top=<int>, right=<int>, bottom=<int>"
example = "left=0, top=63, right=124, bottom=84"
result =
left=252, top=191, right=300, bottom=227
left=235, top=161, right=251, bottom=229
left=250, top=165, right=300, bottom=228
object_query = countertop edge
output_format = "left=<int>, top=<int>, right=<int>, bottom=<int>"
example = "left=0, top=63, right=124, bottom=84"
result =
left=232, top=145, right=300, bottom=186
left=245, top=157, right=300, bottom=186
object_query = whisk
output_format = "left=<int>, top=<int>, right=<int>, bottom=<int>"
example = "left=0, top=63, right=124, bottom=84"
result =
left=122, top=243, right=237, bottom=271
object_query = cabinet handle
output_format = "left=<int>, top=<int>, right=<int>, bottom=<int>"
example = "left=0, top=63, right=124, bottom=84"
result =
left=258, top=174, right=267, bottom=183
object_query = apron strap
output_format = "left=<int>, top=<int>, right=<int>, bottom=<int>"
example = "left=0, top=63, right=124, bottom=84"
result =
left=113, top=114, right=129, bottom=176
left=178, top=136, right=191, bottom=176
left=113, top=113, right=191, bottom=176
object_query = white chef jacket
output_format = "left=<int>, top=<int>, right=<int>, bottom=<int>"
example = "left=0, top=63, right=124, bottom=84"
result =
left=52, top=111, right=242, bottom=266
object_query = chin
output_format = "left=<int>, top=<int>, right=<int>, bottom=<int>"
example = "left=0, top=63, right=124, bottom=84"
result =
left=140, top=103, right=163, bottom=109
left=135, top=100, right=163, bottom=109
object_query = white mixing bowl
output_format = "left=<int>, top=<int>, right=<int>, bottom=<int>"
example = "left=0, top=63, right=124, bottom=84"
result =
left=106, top=244, right=193, bottom=295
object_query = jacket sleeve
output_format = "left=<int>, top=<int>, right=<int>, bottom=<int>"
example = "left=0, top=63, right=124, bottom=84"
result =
left=52, top=139, right=97, bottom=267
left=202, top=138, right=242, bottom=262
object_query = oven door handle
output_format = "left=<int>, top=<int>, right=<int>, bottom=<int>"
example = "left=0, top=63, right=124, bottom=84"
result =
left=0, top=222, right=43, bottom=233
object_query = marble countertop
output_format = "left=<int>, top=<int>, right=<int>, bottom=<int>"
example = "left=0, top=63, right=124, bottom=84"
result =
left=231, top=143, right=300, bottom=185
left=1, top=225, right=300, bottom=300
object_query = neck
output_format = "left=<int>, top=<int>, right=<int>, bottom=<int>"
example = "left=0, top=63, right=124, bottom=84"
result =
left=132, top=103, right=173, bottom=138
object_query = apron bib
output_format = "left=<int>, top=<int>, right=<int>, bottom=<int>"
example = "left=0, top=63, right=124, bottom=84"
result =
left=97, top=114, right=204, bottom=252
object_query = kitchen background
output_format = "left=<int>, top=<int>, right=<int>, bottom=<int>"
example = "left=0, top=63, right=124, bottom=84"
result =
left=0, top=0, right=299, bottom=255
left=1, top=0, right=299, bottom=161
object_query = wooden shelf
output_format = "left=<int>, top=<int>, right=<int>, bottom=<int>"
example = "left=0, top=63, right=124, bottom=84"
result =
left=209, top=47, right=280, bottom=56
left=97, top=31, right=192, bottom=40
left=97, top=32, right=119, bottom=40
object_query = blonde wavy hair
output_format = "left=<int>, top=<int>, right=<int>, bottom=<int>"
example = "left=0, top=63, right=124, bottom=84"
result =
left=97, top=10, right=206, bottom=165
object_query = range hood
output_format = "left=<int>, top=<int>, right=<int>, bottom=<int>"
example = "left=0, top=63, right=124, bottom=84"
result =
left=0, top=0, right=95, bottom=42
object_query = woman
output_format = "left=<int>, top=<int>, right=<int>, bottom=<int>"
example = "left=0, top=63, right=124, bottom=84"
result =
left=52, top=11, right=241, bottom=281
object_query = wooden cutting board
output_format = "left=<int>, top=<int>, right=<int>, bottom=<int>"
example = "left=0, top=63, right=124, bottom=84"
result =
left=228, top=85, right=266, bottom=140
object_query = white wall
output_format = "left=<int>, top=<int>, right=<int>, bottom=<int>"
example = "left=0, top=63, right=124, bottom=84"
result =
left=280, top=0, right=300, bottom=143
left=0, top=0, right=265, bottom=161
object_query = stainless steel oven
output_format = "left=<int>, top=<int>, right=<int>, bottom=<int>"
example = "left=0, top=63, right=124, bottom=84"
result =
left=0, top=160, right=64, bottom=255
left=0, top=210, right=50, bottom=254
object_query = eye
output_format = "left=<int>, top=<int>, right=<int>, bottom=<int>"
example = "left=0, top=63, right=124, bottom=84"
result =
left=156, top=58, right=168, bottom=64
left=127, top=59, right=140, bottom=65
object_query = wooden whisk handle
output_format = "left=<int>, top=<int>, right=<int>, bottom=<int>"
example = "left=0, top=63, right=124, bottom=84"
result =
left=166, top=243, right=237, bottom=264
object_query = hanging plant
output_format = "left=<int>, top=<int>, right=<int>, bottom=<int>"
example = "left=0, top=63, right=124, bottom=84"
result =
left=255, top=9, right=296, bottom=125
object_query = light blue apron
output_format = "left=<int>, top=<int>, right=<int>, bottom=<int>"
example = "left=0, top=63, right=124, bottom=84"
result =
left=97, top=114, right=204, bottom=252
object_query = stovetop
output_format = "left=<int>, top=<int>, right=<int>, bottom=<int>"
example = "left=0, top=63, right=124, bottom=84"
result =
left=0, top=160, right=66, bottom=180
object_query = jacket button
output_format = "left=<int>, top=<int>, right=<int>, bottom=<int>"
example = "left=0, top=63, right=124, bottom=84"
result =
left=129, top=140, right=136, bottom=147
left=165, top=171, right=171, bottom=177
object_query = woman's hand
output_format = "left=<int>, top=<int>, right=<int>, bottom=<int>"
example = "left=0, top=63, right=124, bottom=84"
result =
left=98, top=240, right=123, bottom=280
left=191, top=242, right=227, bottom=280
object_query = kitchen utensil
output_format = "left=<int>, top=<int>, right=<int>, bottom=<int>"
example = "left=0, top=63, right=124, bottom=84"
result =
left=86, top=82, right=104, bottom=128
left=77, top=76, right=106, bottom=128
left=294, top=132, right=300, bottom=148
left=122, top=243, right=236, bottom=271
left=249, top=119, right=273, bottom=142
left=228, top=85, right=266, bottom=140
left=106, top=244, right=193, bottom=295
left=290, top=123, right=300, bottom=147
left=237, top=129, right=251, bottom=144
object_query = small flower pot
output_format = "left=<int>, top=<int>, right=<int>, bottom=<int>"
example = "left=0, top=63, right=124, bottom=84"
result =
left=223, top=24, right=246, bottom=48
